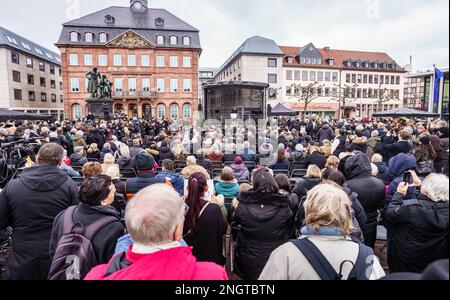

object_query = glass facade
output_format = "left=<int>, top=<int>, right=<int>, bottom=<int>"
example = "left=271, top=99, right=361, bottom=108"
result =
left=443, top=73, right=449, bottom=117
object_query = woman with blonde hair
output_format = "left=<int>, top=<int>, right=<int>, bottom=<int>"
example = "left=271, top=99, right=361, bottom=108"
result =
left=320, top=139, right=332, bottom=156
left=86, top=143, right=101, bottom=161
left=324, top=156, right=340, bottom=170
left=293, top=165, right=322, bottom=200
left=260, top=183, right=385, bottom=280
left=101, top=153, right=119, bottom=174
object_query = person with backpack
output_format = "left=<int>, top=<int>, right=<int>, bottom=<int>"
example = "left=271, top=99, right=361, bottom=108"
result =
left=48, top=175, right=125, bottom=280
left=0, top=143, right=79, bottom=280
left=259, top=183, right=385, bottom=280
left=85, top=184, right=228, bottom=280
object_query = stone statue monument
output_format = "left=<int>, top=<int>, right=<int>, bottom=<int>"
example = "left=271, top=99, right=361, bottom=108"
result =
left=86, top=67, right=114, bottom=119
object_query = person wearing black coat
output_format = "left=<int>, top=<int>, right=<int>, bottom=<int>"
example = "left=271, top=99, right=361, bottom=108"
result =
left=158, top=141, right=174, bottom=161
left=382, top=130, right=413, bottom=161
left=317, top=122, right=335, bottom=145
left=385, top=174, right=449, bottom=273
left=233, top=168, right=293, bottom=280
left=305, top=148, right=327, bottom=169
left=0, top=143, right=79, bottom=280
left=49, top=175, right=125, bottom=271
left=344, top=153, right=385, bottom=249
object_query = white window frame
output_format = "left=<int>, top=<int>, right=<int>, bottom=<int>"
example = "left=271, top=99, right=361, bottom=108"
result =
left=170, top=56, right=178, bottom=68
left=183, top=36, right=191, bottom=46
left=183, top=56, right=191, bottom=68
left=169, top=36, right=178, bottom=45
left=113, top=54, right=122, bottom=66
left=183, top=104, right=192, bottom=118
left=157, top=35, right=165, bottom=45
left=142, top=78, right=150, bottom=91
left=128, top=55, right=137, bottom=67
left=128, top=78, right=137, bottom=92
left=98, top=54, right=108, bottom=66
left=70, top=78, right=80, bottom=92
left=170, top=78, right=178, bottom=93
left=183, top=78, right=192, bottom=92
left=157, top=104, right=166, bottom=118
left=69, top=54, right=78, bottom=66
left=114, top=78, right=123, bottom=92
left=170, top=103, right=179, bottom=119
left=85, top=32, right=93, bottom=42
left=156, top=56, right=165, bottom=67
left=141, top=55, right=150, bottom=67
left=84, top=54, right=93, bottom=66
left=157, top=78, right=165, bottom=93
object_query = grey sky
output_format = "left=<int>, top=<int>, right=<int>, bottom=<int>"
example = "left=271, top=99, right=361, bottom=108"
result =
left=1, top=0, right=448, bottom=71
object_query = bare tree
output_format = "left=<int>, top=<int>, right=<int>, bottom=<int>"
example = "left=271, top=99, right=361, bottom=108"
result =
left=375, top=83, right=392, bottom=111
left=331, top=83, right=358, bottom=119
left=289, top=81, right=324, bottom=117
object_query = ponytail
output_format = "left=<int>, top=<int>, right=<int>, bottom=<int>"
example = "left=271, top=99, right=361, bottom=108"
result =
left=184, top=172, right=208, bottom=234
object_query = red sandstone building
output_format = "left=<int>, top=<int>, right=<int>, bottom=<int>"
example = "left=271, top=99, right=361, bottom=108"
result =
left=56, top=0, right=201, bottom=120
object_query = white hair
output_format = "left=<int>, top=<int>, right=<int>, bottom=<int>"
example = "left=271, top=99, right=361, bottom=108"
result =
left=49, top=132, right=58, bottom=138
left=371, top=163, right=379, bottom=176
left=421, top=174, right=449, bottom=203
left=105, top=165, right=121, bottom=180
left=186, top=156, right=196, bottom=165
left=76, top=130, right=84, bottom=137
left=126, top=184, right=185, bottom=246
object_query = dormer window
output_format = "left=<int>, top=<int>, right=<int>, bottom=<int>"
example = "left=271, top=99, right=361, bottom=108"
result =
left=155, top=17, right=165, bottom=27
left=170, top=36, right=178, bottom=45
left=355, top=62, right=361, bottom=68
left=364, top=62, right=370, bottom=68
left=157, top=35, right=165, bottom=45
left=85, top=32, right=93, bottom=42
left=346, top=61, right=352, bottom=67
left=105, top=15, right=115, bottom=25
left=287, top=57, right=293, bottom=64
left=183, top=36, right=191, bottom=46
left=328, top=58, right=334, bottom=66
left=373, top=63, right=378, bottom=69
left=99, top=33, right=108, bottom=43
left=300, top=57, right=306, bottom=64
left=70, top=32, right=79, bottom=42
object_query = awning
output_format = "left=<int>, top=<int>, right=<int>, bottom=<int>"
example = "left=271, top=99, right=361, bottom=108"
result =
left=285, top=102, right=339, bottom=112
left=0, top=109, right=55, bottom=121
left=269, top=103, right=298, bottom=116
left=372, top=108, right=440, bottom=118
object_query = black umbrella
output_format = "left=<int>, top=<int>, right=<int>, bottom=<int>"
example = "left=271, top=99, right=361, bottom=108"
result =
left=372, top=108, right=440, bottom=118
left=269, top=103, right=298, bottom=117
left=0, top=109, right=55, bottom=121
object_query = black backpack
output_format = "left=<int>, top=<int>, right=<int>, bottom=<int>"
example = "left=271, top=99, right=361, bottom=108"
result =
left=291, top=238, right=374, bottom=280
left=48, top=206, right=117, bottom=280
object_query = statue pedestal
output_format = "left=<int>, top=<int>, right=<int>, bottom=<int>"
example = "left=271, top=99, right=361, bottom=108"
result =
left=86, top=98, right=114, bottom=120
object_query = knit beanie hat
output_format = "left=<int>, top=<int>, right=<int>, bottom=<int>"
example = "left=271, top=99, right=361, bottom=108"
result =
left=135, top=151, right=155, bottom=172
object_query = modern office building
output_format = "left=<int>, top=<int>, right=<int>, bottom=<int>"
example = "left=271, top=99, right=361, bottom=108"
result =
left=56, top=0, right=201, bottom=121
left=198, top=67, right=216, bottom=110
left=404, top=68, right=449, bottom=118
left=0, top=26, right=64, bottom=120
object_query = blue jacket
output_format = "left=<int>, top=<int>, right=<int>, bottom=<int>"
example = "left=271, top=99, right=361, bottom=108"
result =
left=156, top=171, right=185, bottom=196
left=126, top=173, right=166, bottom=195
left=215, top=180, right=239, bottom=198
left=387, top=153, right=418, bottom=204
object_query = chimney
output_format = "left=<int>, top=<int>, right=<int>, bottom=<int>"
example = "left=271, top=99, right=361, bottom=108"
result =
left=324, top=46, right=330, bottom=51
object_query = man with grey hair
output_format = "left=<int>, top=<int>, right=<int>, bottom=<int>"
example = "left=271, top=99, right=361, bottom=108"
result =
left=70, top=146, right=88, bottom=167
left=0, top=143, right=79, bottom=280
left=385, top=172, right=449, bottom=273
left=85, top=184, right=227, bottom=280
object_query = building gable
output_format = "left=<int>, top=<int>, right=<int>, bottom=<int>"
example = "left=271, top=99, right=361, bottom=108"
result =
left=297, top=43, right=323, bottom=61
left=106, top=29, right=155, bottom=49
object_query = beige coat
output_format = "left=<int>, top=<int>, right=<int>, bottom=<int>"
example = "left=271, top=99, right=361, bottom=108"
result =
left=259, top=235, right=385, bottom=280
left=180, top=164, right=211, bottom=180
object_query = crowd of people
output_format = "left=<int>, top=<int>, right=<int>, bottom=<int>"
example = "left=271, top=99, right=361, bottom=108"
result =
left=0, top=115, right=448, bottom=281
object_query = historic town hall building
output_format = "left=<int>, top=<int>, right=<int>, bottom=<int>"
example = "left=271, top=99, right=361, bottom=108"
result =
left=56, top=0, right=201, bottom=120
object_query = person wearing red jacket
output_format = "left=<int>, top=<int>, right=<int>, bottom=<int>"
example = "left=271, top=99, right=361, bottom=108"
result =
left=85, top=184, right=228, bottom=281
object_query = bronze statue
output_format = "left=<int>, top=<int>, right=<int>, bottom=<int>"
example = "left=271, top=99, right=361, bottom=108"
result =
left=86, top=67, right=101, bottom=98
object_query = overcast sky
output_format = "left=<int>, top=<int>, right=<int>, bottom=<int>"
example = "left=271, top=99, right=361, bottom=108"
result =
left=1, top=0, right=448, bottom=71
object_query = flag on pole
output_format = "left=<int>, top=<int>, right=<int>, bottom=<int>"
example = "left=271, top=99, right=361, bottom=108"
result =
left=434, top=66, right=444, bottom=105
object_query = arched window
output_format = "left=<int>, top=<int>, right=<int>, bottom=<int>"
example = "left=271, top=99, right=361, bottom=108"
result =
left=170, top=103, right=179, bottom=119
left=72, top=104, right=82, bottom=119
left=183, top=103, right=192, bottom=118
left=183, top=36, right=191, bottom=46
left=157, top=103, right=166, bottom=119
left=99, top=33, right=108, bottom=43
left=169, top=36, right=178, bottom=45
left=85, top=32, right=93, bottom=42
left=70, top=32, right=79, bottom=42
left=156, top=35, right=165, bottom=45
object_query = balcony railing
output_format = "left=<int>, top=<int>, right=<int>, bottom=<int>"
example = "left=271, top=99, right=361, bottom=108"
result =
left=113, top=90, right=156, bottom=99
